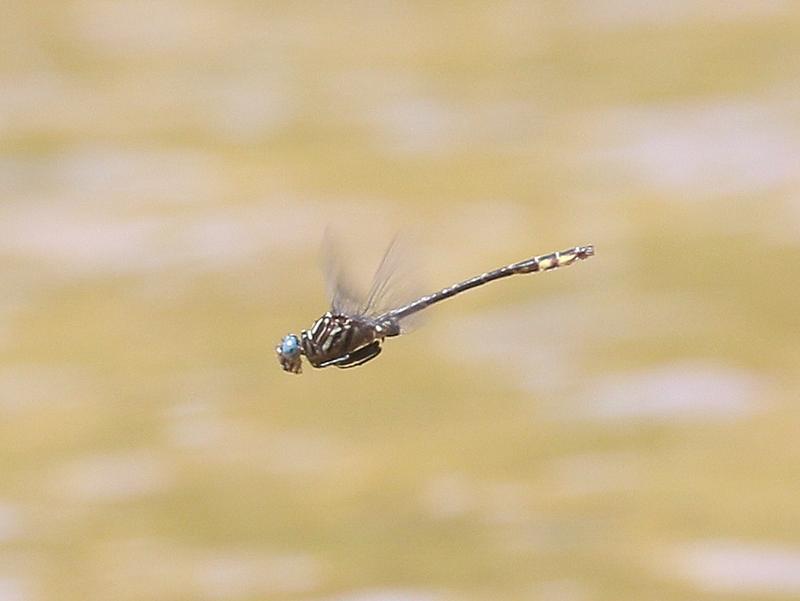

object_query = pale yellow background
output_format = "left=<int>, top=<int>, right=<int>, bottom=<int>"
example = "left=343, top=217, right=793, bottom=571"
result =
left=2, top=2, right=800, bottom=600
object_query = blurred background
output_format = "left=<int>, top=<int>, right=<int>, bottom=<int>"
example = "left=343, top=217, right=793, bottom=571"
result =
left=2, top=2, right=800, bottom=600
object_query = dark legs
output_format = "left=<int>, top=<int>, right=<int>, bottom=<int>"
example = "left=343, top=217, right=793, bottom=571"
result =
left=317, top=340, right=383, bottom=369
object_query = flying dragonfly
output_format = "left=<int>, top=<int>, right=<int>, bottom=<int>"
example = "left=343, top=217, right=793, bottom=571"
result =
left=277, top=238, right=594, bottom=374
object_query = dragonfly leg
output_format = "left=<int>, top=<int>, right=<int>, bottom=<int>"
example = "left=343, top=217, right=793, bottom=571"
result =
left=335, top=341, right=382, bottom=369
left=317, top=355, right=347, bottom=368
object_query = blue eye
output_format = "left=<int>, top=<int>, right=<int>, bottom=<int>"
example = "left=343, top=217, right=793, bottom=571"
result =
left=280, top=335, right=300, bottom=356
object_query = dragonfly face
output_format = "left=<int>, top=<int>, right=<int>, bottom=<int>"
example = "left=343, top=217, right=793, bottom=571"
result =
left=276, top=333, right=303, bottom=374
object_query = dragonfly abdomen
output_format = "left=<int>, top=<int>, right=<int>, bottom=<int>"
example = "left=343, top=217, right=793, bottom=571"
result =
left=511, top=245, right=594, bottom=274
left=385, top=244, right=594, bottom=323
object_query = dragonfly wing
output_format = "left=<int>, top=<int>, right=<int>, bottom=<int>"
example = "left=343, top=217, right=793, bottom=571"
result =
left=360, top=233, right=425, bottom=332
left=320, top=229, right=366, bottom=317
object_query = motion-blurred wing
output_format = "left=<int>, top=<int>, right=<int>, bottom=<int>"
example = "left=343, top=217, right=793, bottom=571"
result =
left=321, top=229, right=365, bottom=317
left=360, top=233, right=424, bottom=332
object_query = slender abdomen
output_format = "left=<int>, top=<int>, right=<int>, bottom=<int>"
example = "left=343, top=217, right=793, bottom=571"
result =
left=511, top=245, right=594, bottom=273
left=384, top=244, right=594, bottom=322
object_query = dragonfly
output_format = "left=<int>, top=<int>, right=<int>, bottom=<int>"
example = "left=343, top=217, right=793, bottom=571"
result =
left=277, top=239, right=594, bottom=374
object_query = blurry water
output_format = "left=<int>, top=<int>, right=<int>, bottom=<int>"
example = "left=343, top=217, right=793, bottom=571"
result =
left=2, top=2, right=799, bottom=600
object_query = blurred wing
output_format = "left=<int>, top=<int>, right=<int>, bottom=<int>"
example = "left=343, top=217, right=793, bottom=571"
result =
left=360, top=233, right=425, bottom=332
left=321, top=229, right=366, bottom=317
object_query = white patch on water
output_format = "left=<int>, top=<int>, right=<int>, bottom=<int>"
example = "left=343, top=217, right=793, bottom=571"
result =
left=419, top=473, right=477, bottom=519
left=324, top=591, right=444, bottom=601
left=0, top=554, right=39, bottom=601
left=52, top=146, right=226, bottom=206
left=584, top=101, right=800, bottom=198
left=365, top=93, right=544, bottom=157
left=259, top=429, right=345, bottom=476
left=0, top=364, right=98, bottom=411
left=0, top=200, right=331, bottom=276
left=328, top=71, right=464, bottom=157
left=165, top=400, right=347, bottom=477
left=0, top=503, right=24, bottom=543
left=436, top=293, right=602, bottom=395
left=531, top=579, right=590, bottom=601
left=421, top=475, right=544, bottom=528
left=370, top=97, right=457, bottom=156
left=169, top=369, right=236, bottom=406
left=567, top=0, right=791, bottom=28
left=575, top=362, right=767, bottom=422
left=482, top=481, right=530, bottom=526
left=0, top=71, right=65, bottom=109
left=95, top=539, right=323, bottom=599
left=72, top=0, right=222, bottom=56
left=0, top=578, right=30, bottom=601
left=546, top=451, right=642, bottom=497
left=668, top=540, right=800, bottom=595
left=50, top=450, right=173, bottom=503
left=0, top=206, right=163, bottom=275
left=437, top=285, right=739, bottom=407
left=200, top=76, right=294, bottom=143
left=165, top=401, right=229, bottom=450
left=0, top=71, right=70, bottom=137
left=195, top=551, right=322, bottom=599
left=164, top=370, right=240, bottom=448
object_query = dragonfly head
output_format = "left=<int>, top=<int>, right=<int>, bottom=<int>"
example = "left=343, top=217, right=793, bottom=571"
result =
left=276, top=334, right=303, bottom=374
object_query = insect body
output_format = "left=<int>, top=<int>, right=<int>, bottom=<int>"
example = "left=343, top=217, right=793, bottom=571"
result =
left=277, top=243, right=594, bottom=374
